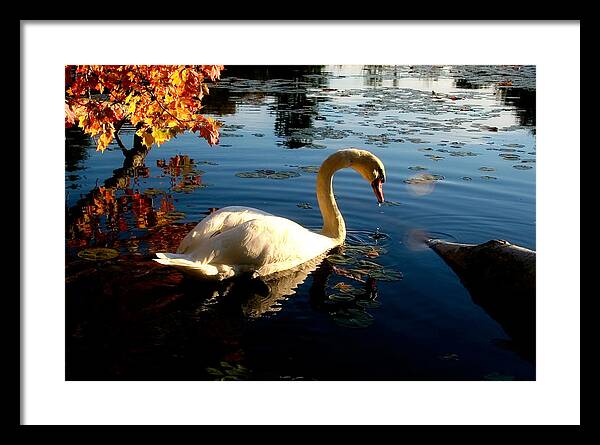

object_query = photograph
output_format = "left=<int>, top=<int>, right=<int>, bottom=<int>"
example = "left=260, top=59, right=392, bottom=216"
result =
left=64, top=64, right=537, bottom=382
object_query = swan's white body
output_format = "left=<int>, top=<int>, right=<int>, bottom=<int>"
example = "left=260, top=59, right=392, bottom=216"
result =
left=154, top=149, right=386, bottom=280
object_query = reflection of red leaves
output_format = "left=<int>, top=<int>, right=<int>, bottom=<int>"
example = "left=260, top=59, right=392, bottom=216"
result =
left=332, top=266, right=365, bottom=283
left=68, top=185, right=184, bottom=248
left=223, top=351, right=244, bottom=362
left=66, top=238, right=88, bottom=248
left=159, top=197, right=175, bottom=213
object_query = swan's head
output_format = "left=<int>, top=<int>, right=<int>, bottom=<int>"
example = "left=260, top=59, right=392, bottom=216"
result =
left=345, top=149, right=386, bottom=203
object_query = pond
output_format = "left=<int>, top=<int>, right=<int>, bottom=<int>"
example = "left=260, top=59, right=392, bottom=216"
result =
left=65, top=65, right=535, bottom=381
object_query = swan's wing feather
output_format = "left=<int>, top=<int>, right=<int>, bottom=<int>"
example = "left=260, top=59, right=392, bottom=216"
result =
left=197, top=216, right=335, bottom=274
left=176, top=206, right=274, bottom=254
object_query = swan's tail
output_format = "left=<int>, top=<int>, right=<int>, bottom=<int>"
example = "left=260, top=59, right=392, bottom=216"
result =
left=153, top=253, right=235, bottom=280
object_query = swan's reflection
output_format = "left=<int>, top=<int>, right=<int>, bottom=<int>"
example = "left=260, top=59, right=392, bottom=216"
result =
left=66, top=242, right=384, bottom=380
left=181, top=247, right=381, bottom=321
left=186, top=253, right=331, bottom=318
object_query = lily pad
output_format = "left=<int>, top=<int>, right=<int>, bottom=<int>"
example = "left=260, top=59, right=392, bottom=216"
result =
left=235, top=170, right=301, bottom=180
left=328, top=293, right=355, bottom=302
left=331, top=308, right=374, bottom=328
left=424, top=155, right=445, bottom=161
left=326, top=253, right=354, bottom=266
left=297, top=165, right=320, bottom=174
left=332, top=282, right=368, bottom=298
left=449, top=151, right=478, bottom=157
left=77, top=247, right=119, bottom=261
left=234, top=171, right=265, bottom=178
left=355, top=299, right=382, bottom=309
left=333, top=282, right=359, bottom=294
left=297, top=202, right=313, bottom=209
left=408, top=166, right=428, bottom=171
left=143, top=188, right=165, bottom=196
left=206, top=362, right=251, bottom=381
left=364, top=267, right=403, bottom=282
left=404, top=174, right=444, bottom=184
left=478, top=167, right=495, bottom=172
left=164, top=211, right=186, bottom=221
left=512, top=164, right=533, bottom=170
left=481, top=175, right=498, bottom=180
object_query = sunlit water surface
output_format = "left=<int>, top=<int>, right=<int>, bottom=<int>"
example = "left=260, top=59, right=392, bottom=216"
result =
left=66, top=65, right=535, bottom=380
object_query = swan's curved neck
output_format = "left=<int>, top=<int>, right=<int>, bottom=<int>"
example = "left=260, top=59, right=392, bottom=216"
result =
left=316, top=152, right=353, bottom=243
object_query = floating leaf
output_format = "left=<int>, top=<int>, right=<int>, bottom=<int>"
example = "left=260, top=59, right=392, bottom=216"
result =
left=327, top=254, right=354, bottom=266
left=297, top=165, right=320, bottom=173
left=481, top=175, right=498, bottom=180
left=449, top=151, right=478, bottom=157
left=296, top=202, right=313, bottom=209
left=328, top=293, right=355, bottom=302
left=499, top=154, right=520, bottom=161
left=424, top=155, right=445, bottom=161
left=364, top=247, right=380, bottom=258
left=355, top=299, right=381, bottom=309
left=235, top=169, right=300, bottom=179
left=365, top=268, right=403, bottom=282
left=143, top=188, right=165, bottom=196
left=408, top=166, right=428, bottom=171
left=404, top=174, right=444, bottom=185
left=333, top=282, right=357, bottom=293
left=332, top=266, right=365, bottom=282
left=513, top=164, right=533, bottom=170
left=164, top=211, right=186, bottom=221
left=234, top=171, right=265, bottom=178
left=77, top=247, right=119, bottom=261
left=461, top=176, right=473, bottom=181
left=478, top=167, right=495, bottom=172
left=331, top=308, right=374, bottom=328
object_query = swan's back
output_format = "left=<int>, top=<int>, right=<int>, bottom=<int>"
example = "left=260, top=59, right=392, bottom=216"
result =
left=176, top=206, right=274, bottom=254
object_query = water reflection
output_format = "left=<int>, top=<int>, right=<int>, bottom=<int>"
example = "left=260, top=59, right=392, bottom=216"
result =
left=203, top=65, right=329, bottom=147
left=66, top=225, right=397, bottom=380
left=66, top=131, right=197, bottom=250
left=65, top=127, right=91, bottom=186
left=496, top=87, right=536, bottom=127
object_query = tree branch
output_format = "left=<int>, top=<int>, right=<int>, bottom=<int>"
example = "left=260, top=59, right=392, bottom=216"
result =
left=113, top=119, right=129, bottom=154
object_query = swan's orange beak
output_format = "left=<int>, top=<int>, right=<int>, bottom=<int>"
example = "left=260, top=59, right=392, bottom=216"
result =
left=371, top=178, right=384, bottom=203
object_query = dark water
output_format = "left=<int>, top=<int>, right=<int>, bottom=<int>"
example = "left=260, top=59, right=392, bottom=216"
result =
left=65, top=65, right=535, bottom=381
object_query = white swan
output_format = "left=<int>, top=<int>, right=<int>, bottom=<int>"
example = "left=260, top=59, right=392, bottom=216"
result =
left=153, top=148, right=386, bottom=280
